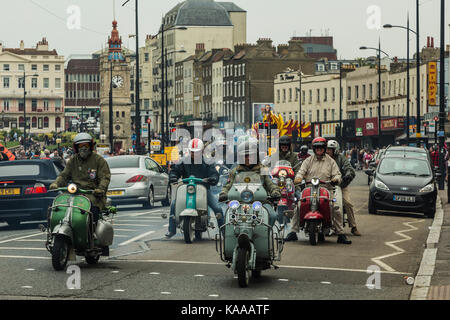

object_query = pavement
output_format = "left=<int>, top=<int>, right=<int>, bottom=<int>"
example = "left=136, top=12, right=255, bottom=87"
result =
left=411, top=188, right=450, bottom=300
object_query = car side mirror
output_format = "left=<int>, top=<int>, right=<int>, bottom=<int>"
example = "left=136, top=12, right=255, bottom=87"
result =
left=364, top=169, right=374, bottom=176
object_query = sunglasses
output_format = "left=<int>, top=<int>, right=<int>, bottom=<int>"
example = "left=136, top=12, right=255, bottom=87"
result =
left=77, top=143, right=90, bottom=149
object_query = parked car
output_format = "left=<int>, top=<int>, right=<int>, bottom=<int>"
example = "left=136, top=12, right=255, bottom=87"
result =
left=0, top=159, right=64, bottom=227
left=384, top=145, right=430, bottom=162
left=366, top=155, right=437, bottom=218
left=106, top=155, right=170, bottom=208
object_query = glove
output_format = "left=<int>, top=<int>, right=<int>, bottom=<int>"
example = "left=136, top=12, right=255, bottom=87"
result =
left=271, top=190, right=282, bottom=200
left=49, top=183, right=58, bottom=190
left=203, top=177, right=216, bottom=185
left=93, top=189, right=104, bottom=197
left=342, top=175, right=352, bottom=186
left=330, top=178, right=340, bottom=186
left=169, top=177, right=178, bottom=184
left=219, top=192, right=228, bottom=202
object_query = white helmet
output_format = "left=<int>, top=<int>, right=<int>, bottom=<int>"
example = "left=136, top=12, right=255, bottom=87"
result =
left=327, top=140, right=340, bottom=155
left=187, top=138, right=204, bottom=153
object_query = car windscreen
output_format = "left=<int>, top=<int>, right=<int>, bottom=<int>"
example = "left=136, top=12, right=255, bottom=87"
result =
left=0, top=164, right=41, bottom=177
left=385, top=150, right=427, bottom=159
left=378, top=158, right=431, bottom=176
left=106, top=157, right=140, bottom=169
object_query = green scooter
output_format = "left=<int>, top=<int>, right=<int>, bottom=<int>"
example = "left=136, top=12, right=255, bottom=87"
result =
left=44, top=183, right=117, bottom=271
left=216, top=172, right=284, bottom=287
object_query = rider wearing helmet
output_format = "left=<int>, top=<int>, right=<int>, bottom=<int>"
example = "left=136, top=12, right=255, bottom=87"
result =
left=49, top=133, right=111, bottom=224
left=165, top=138, right=223, bottom=238
left=326, top=140, right=360, bottom=236
left=278, top=136, right=301, bottom=174
left=298, top=145, right=311, bottom=162
left=287, top=137, right=351, bottom=244
left=219, top=140, right=281, bottom=226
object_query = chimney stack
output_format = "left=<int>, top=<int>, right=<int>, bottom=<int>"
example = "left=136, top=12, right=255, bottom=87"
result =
left=20, top=40, right=24, bottom=50
left=431, top=37, right=434, bottom=48
left=195, top=43, right=205, bottom=56
left=427, top=36, right=430, bottom=47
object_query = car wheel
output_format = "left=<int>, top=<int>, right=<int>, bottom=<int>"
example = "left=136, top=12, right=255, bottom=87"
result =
left=161, top=186, right=171, bottom=207
left=6, top=219, right=21, bottom=228
left=425, top=204, right=436, bottom=219
left=368, top=196, right=377, bottom=215
left=143, top=187, right=154, bottom=209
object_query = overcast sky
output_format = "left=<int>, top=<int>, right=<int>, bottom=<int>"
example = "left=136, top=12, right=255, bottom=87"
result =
left=1, top=0, right=449, bottom=60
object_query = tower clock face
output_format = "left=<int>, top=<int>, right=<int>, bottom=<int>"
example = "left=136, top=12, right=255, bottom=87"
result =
left=112, top=75, right=124, bottom=88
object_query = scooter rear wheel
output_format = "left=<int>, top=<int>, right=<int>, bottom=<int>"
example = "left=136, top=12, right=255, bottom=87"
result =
left=85, top=255, right=100, bottom=265
left=236, top=247, right=251, bottom=288
left=52, top=236, right=69, bottom=271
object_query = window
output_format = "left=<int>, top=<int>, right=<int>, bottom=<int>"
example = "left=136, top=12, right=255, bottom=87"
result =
left=369, top=84, right=373, bottom=99
left=144, top=99, right=150, bottom=109
left=43, top=78, right=49, bottom=88
left=55, top=99, right=61, bottom=111
left=3, top=99, right=9, bottom=111
left=3, top=64, right=9, bottom=71
left=309, top=90, right=312, bottom=104
left=3, top=77, right=10, bottom=88
left=19, top=100, right=24, bottom=111
left=332, top=88, right=335, bottom=101
left=31, top=64, right=37, bottom=71
left=316, top=89, right=320, bottom=103
left=289, top=88, right=292, bottom=102
left=324, top=88, right=327, bottom=102
left=43, top=100, right=49, bottom=111
left=145, top=53, right=149, bottom=62
left=55, top=117, right=61, bottom=128
left=32, top=99, right=37, bottom=111
left=18, top=77, right=24, bottom=88
left=43, top=117, right=49, bottom=128
left=122, top=111, right=125, bottom=118
left=32, top=78, right=37, bottom=88
left=302, top=90, right=305, bottom=104
left=55, top=78, right=61, bottom=89
left=43, top=65, right=49, bottom=71
left=347, top=87, right=351, bottom=100
left=55, top=64, right=61, bottom=71
left=32, top=117, right=37, bottom=128
left=382, top=81, right=386, bottom=96
left=18, top=64, right=24, bottom=71
left=324, top=109, right=327, bottom=122
left=316, top=110, right=320, bottom=122
left=355, top=86, right=359, bottom=99
left=362, top=85, right=366, bottom=100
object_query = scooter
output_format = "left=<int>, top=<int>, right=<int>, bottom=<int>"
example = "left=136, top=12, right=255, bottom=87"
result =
left=44, top=184, right=116, bottom=271
left=298, top=178, right=336, bottom=245
left=216, top=171, right=284, bottom=288
left=173, top=176, right=214, bottom=243
left=271, top=160, right=297, bottom=225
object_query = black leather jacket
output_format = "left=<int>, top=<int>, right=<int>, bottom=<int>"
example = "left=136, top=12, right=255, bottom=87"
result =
left=169, top=161, right=219, bottom=189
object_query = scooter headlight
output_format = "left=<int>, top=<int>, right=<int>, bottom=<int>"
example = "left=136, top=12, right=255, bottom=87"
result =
left=279, top=169, right=288, bottom=178
left=228, top=200, right=240, bottom=210
left=68, top=183, right=77, bottom=194
left=187, top=185, right=195, bottom=194
left=241, top=190, right=253, bottom=203
left=311, top=178, right=320, bottom=186
left=252, top=201, right=262, bottom=211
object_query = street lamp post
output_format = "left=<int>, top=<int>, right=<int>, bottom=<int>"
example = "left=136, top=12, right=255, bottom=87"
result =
left=297, top=68, right=302, bottom=146
left=21, top=72, right=38, bottom=152
left=360, top=43, right=389, bottom=147
left=438, top=0, right=446, bottom=190
left=384, top=15, right=418, bottom=146
left=109, top=62, right=114, bottom=154
left=416, top=0, right=421, bottom=146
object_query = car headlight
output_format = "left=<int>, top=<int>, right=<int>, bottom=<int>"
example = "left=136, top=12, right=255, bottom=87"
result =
left=187, top=185, right=195, bottom=194
left=374, top=179, right=389, bottom=191
left=419, top=183, right=434, bottom=193
left=241, top=190, right=253, bottom=203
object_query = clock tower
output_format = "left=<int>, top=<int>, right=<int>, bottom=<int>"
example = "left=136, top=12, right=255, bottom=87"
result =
left=99, top=20, right=132, bottom=153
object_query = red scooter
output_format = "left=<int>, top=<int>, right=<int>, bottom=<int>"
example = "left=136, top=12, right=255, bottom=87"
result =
left=298, top=178, right=334, bottom=245
left=271, top=160, right=297, bottom=225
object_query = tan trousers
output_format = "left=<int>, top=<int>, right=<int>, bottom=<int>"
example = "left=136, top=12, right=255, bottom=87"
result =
left=342, top=187, right=357, bottom=228
left=291, top=188, right=344, bottom=235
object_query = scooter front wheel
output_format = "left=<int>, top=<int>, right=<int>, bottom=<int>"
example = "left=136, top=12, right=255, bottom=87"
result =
left=236, top=247, right=251, bottom=288
left=308, top=222, right=319, bottom=246
left=52, top=236, right=69, bottom=271
left=183, top=217, right=195, bottom=244
left=85, top=254, right=100, bottom=265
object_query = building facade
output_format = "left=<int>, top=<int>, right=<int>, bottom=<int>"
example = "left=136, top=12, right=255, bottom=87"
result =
left=0, top=38, right=65, bottom=134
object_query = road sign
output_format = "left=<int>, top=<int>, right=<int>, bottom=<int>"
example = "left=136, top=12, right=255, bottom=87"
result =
left=437, top=131, right=445, bottom=137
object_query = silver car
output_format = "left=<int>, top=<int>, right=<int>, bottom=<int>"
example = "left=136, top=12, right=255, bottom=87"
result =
left=106, top=155, right=170, bottom=208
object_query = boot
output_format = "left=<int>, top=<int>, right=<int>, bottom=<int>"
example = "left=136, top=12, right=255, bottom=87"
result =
left=165, top=232, right=176, bottom=238
left=351, top=227, right=361, bottom=236
left=284, top=232, right=298, bottom=242
left=337, top=234, right=352, bottom=244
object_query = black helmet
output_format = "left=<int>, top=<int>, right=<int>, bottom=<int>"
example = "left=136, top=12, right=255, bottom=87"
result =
left=300, top=145, right=308, bottom=153
left=279, top=135, right=291, bottom=147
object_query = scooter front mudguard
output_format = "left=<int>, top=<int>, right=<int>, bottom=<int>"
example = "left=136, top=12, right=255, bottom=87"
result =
left=179, top=209, right=199, bottom=217
left=231, top=236, right=256, bottom=273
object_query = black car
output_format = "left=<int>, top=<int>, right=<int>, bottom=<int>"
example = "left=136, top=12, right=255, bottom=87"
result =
left=0, top=159, right=64, bottom=227
left=384, top=145, right=430, bottom=162
left=366, top=155, right=437, bottom=218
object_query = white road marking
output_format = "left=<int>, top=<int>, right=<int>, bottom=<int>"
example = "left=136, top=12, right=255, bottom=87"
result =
left=257, top=297, right=269, bottom=300
left=109, top=259, right=412, bottom=275
left=149, top=272, right=160, bottom=275
left=111, top=271, right=119, bottom=274
left=114, top=235, right=128, bottom=238
left=194, top=274, right=205, bottom=277
left=0, top=247, right=46, bottom=251
left=278, top=279, right=289, bottom=282
left=208, top=294, right=219, bottom=297
left=114, top=289, right=125, bottom=292
left=161, top=292, right=171, bottom=295
left=120, top=210, right=165, bottom=217
left=21, top=286, right=33, bottom=289
left=114, top=223, right=153, bottom=227
left=25, top=268, right=35, bottom=271
left=0, top=255, right=50, bottom=260
left=114, top=229, right=138, bottom=232
left=0, top=233, right=44, bottom=244
left=371, top=220, right=424, bottom=272
left=118, top=231, right=155, bottom=246
left=321, top=281, right=331, bottom=284
left=16, top=240, right=45, bottom=242
left=114, top=219, right=161, bottom=222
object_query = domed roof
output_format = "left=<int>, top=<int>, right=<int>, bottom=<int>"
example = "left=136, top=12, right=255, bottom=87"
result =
left=165, top=0, right=233, bottom=27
